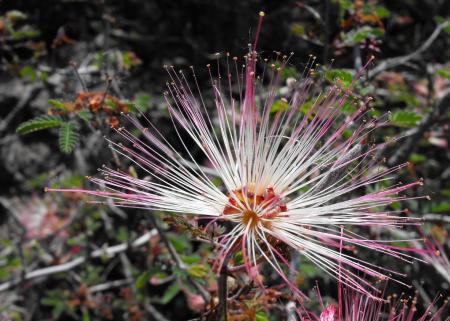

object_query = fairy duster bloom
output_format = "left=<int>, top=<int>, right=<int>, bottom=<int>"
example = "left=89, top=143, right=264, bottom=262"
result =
left=49, top=13, right=422, bottom=298
left=316, top=292, right=449, bottom=321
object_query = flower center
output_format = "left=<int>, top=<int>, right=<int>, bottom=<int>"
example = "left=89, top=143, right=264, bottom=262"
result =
left=242, top=210, right=260, bottom=229
left=223, top=185, right=287, bottom=229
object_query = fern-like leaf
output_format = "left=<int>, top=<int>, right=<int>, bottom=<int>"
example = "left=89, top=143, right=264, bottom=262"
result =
left=58, top=122, right=79, bottom=154
left=16, top=115, right=64, bottom=134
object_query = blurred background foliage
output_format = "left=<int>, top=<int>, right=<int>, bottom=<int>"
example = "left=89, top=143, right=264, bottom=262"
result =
left=0, top=0, right=449, bottom=320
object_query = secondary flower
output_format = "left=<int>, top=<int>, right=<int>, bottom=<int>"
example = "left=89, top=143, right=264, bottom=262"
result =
left=9, top=195, right=71, bottom=239
left=49, top=13, right=422, bottom=298
left=314, top=288, right=449, bottom=321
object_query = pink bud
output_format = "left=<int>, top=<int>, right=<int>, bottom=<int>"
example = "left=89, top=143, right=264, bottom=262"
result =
left=320, top=304, right=339, bottom=321
left=186, top=293, right=205, bottom=313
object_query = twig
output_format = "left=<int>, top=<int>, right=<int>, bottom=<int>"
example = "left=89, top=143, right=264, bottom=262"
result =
left=70, top=61, right=88, bottom=92
left=300, top=3, right=325, bottom=27
left=422, top=214, right=450, bottom=224
left=0, top=230, right=156, bottom=292
left=99, top=77, right=113, bottom=109
left=106, top=198, right=128, bottom=219
left=217, top=256, right=230, bottom=321
left=388, top=89, right=450, bottom=166
left=286, top=251, right=301, bottom=321
left=148, top=215, right=211, bottom=302
left=412, top=280, right=433, bottom=309
left=313, top=144, right=364, bottom=193
left=0, top=84, right=41, bottom=133
left=323, top=0, right=331, bottom=63
left=286, top=301, right=297, bottom=321
left=145, top=302, right=171, bottom=321
left=88, top=278, right=132, bottom=292
left=371, top=21, right=450, bottom=78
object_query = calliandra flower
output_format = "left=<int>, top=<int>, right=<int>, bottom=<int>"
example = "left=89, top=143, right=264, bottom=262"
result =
left=7, top=195, right=71, bottom=239
left=320, top=305, right=339, bottom=321
left=301, top=261, right=449, bottom=321
left=48, top=12, right=423, bottom=298
left=315, top=290, right=449, bottom=321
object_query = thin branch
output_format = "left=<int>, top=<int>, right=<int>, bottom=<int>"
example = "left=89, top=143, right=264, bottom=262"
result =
left=0, top=230, right=156, bottom=292
left=388, top=89, right=450, bottom=166
left=148, top=215, right=211, bottom=303
left=422, top=214, right=450, bottom=224
left=145, top=302, right=171, bottom=321
left=0, top=84, right=42, bottom=133
left=70, top=61, right=88, bottom=92
left=313, top=144, right=364, bottom=193
left=88, top=278, right=132, bottom=292
left=217, top=256, right=230, bottom=321
left=286, top=301, right=297, bottom=321
left=371, top=21, right=449, bottom=77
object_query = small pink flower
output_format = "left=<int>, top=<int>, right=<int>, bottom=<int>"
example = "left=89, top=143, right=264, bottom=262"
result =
left=320, top=305, right=339, bottom=321
left=185, top=293, right=206, bottom=313
left=12, top=195, right=71, bottom=239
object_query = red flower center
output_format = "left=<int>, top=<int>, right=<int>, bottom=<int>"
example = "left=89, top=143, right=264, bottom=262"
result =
left=223, top=186, right=287, bottom=229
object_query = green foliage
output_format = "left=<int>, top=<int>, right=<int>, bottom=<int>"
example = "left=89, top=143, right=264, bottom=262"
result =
left=431, top=202, right=450, bottom=213
left=16, top=115, right=64, bottom=134
left=18, top=65, right=48, bottom=83
left=58, top=122, right=79, bottom=154
left=341, top=26, right=384, bottom=45
left=0, top=255, right=21, bottom=281
left=187, top=264, right=209, bottom=278
left=387, top=85, right=421, bottom=108
left=325, top=69, right=353, bottom=89
left=233, top=251, right=244, bottom=265
left=134, top=93, right=151, bottom=110
left=82, top=310, right=91, bottom=321
left=409, top=153, right=427, bottom=164
left=255, top=311, right=269, bottom=321
left=6, top=10, right=27, bottom=21
left=335, top=0, right=353, bottom=19
left=11, top=25, right=40, bottom=40
left=19, top=66, right=37, bottom=81
left=181, top=254, right=201, bottom=264
left=375, top=6, right=391, bottom=18
left=83, top=266, right=103, bottom=285
left=151, top=282, right=181, bottom=305
left=48, top=99, right=69, bottom=110
left=76, top=110, right=93, bottom=123
left=117, top=226, right=129, bottom=242
left=281, top=66, right=299, bottom=80
left=270, top=99, right=289, bottom=113
left=299, top=99, right=315, bottom=115
left=437, top=69, right=450, bottom=79
left=298, top=261, right=322, bottom=279
left=291, top=23, right=305, bottom=37
left=167, top=232, right=191, bottom=253
left=340, top=101, right=357, bottom=115
left=389, top=111, right=422, bottom=127
left=136, top=271, right=152, bottom=289
left=41, top=290, right=69, bottom=319
left=53, top=174, right=85, bottom=189
left=443, top=20, right=450, bottom=34
left=126, top=93, right=152, bottom=113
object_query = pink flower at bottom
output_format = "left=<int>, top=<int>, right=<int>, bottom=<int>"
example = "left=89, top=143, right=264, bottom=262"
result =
left=320, top=305, right=339, bottom=321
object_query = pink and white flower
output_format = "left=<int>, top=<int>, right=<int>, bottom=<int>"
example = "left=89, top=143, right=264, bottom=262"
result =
left=314, top=287, right=449, bottom=321
left=49, top=13, right=423, bottom=299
